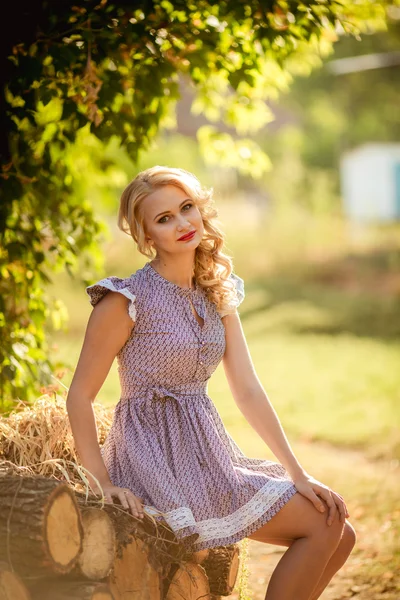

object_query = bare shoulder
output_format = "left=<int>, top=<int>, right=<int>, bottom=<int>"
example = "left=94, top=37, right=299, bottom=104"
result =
left=89, top=289, right=135, bottom=336
left=68, top=291, right=134, bottom=402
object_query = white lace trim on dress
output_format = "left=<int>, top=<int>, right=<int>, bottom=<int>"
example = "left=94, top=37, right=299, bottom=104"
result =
left=218, top=273, right=245, bottom=318
left=86, top=279, right=137, bottom=322
left=144, top=476, right=294, bottom=544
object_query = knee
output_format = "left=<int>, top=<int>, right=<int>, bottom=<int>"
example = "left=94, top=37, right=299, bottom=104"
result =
left=340, top=520, right=357, bottom=554
left=322, top=518, right=357, bottom=559
left=324, top=517, right=345, bottom=547
left=311, top=510, right=345, bottom=552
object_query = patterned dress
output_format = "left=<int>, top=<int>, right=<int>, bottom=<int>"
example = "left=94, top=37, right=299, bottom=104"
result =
left=86, top=261, right=297, bottom=552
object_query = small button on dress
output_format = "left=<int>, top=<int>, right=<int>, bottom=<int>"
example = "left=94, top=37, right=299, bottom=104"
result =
left=86, top=261, right=297, bottom=552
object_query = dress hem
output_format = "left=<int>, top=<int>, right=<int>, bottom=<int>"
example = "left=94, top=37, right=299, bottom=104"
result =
left=179, top=484, right=298, bottom=552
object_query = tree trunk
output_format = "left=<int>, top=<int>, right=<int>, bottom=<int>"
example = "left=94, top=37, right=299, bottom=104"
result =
left=0, top=473, right=83, bottom=577
left=0, top=560, right=31, bottom=600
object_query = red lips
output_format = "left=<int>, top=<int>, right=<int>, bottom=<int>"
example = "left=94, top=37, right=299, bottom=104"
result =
left=178, top=230, right=196, bottom=241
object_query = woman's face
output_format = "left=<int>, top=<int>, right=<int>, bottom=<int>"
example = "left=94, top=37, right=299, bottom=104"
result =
left=141, top=184, right=204, bottom=255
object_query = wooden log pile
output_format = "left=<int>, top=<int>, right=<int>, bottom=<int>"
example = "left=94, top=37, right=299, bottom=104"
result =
left=0, top=394, right=245, bottom=599
left=0, top=466, right=241, bottom=599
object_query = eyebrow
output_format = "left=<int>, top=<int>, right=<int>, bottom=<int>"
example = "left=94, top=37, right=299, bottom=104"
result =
left=154, top=199, right=192, bottom=221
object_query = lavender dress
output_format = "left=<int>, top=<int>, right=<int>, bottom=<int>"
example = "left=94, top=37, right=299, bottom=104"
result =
left=86, top=261, right=297, bottom=552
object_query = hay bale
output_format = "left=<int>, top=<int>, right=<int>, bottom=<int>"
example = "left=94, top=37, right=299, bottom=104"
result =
left=0, top=392, right=112, bottom=488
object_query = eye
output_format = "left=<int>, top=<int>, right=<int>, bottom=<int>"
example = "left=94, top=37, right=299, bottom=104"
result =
left=157, top=202, right=193, bottom=223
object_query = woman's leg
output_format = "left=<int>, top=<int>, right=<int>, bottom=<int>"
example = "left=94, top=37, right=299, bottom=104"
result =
left=307, top=519, right=356, bottom=600
left=247, top=492, right=356, bottom=600
left=248, top=520, right=356, bottom=600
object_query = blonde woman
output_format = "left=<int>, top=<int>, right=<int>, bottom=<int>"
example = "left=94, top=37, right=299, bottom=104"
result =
left=66, top=166, right=356, bottom=600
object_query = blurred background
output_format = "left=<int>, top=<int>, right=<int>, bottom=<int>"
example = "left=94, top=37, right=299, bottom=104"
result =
left=36, top=9, right=400, bottom=598
left=49, top=12, right=400, bottom=460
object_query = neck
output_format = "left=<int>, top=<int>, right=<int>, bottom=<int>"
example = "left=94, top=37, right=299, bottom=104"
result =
left=151, top=253, right=196, bottom=288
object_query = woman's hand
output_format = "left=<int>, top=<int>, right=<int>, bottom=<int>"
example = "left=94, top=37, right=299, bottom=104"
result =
left=293, top=473, right=350, bottom=526
left=93, top=481, right=145, bottom=519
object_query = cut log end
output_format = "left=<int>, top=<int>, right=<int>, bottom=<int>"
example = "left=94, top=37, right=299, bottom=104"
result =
left=0, top=562, right=31, bottom=600
left=76, top=508, right=116, bottom=580
left=0, top=476, right=83, bottom=576
left=91, top=589, right=114, bottom=600
left=107, top=536, right=161, bottom=600
left=165, top=563, right=210, bottom=600
left=45, top=486, right=82, bottom=572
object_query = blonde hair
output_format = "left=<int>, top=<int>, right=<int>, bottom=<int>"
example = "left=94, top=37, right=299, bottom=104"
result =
left=118, top=165, right=237, bottom=314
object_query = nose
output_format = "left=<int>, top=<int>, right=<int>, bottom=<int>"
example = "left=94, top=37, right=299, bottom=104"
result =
left=177, top=215, right=191, bottom=230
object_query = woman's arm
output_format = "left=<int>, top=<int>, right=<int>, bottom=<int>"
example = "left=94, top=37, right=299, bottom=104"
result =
left=66, top=291, right=134, bottom=490
left=222, top=311, right=349, bottom=523
left=222, top=311, right=307, bottom=480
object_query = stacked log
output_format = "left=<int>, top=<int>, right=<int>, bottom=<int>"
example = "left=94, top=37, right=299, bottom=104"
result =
left=31, top=581, right=114, bottom=600
left=164, top=562, right=210, bottom=599
left=0, top=466, right=241, bottom=599
left=0, top=394, right=243, bottom=599
left=70, top=508, right=116, bottom=581
left=0, top=560, right=31, bottom=600
left=0, top=472, right=83, bottom=577
left=163, top=545, right=241, bottom=599
left=201, top=545, right=241, bottom=596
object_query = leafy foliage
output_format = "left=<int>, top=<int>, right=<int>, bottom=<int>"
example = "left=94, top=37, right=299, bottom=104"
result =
left=0, top=0, right=392, bottom=406
left=272, top=17, right=400, bottom=171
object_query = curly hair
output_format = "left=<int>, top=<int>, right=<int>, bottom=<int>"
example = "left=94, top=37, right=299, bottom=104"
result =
left=117, top=165, right=237, bottom=314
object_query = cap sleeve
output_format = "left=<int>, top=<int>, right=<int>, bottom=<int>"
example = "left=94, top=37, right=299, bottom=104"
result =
left=218, top=272, right=245, bottom=318
left=86, top=276, right=137, bottom=322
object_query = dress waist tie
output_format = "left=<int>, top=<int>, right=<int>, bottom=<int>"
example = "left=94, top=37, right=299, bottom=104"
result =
left=119, top=381, right=209, bottom=467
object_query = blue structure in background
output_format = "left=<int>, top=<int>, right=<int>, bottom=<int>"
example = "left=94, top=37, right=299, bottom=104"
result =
left=340, top=143, right=400, bottom=223
left=395, top=162, right=400, bottom=216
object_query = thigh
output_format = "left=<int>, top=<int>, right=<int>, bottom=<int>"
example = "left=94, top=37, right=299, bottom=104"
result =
left=247, top=492, right=342, bottom=544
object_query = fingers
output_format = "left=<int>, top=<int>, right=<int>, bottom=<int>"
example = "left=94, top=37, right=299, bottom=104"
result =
left=333, top=492, right=350, bottom=522
left=308, top=489, right=327, bottom=514
left=337, top=493, right=350, bottom=519
left=337, top=498, right=347, bottom=523
left=118, top=490, right=145, bottom=519
left=297, top=477, right=350, bottom=526
left=103, top=493, right=114, bottom=506
left=317, top=490, right=349, bottom=526
left=318, top=489, right=337, bottom=526
left=307, top=488, right=337, bottom=526
left=323, top=490, right=350, bottom=524
left=102, top=487, right=145, bottom=519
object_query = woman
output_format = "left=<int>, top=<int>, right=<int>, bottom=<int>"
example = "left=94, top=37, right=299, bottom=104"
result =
left=66, top=165, right=356, bottom=600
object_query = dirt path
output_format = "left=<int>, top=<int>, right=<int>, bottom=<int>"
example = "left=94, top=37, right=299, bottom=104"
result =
left=229, top=439, right=399, bottom=600
left=232, top=538, right=397, bottom=600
